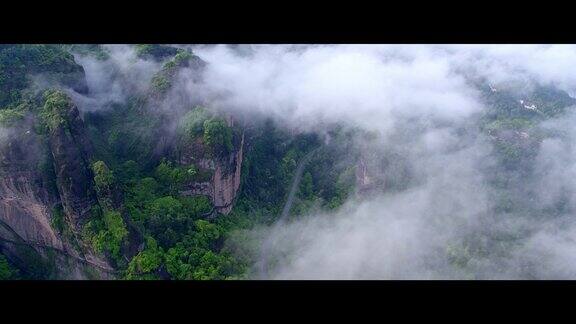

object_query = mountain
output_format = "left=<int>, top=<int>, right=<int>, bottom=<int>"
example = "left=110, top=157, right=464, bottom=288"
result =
left=2, top=45, right=576, bottom=280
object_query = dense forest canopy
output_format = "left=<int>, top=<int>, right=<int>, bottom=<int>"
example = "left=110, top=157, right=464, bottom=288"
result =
left=3, top=45, right=576, bottom=279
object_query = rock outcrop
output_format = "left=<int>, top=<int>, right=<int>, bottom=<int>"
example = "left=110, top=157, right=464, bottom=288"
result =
left=355, top=155, right=374, bottom=194
left=212, top=131, right=244, bottom=213
left=0, top=120, right=63, bottom=251
left=178, top=117, right=244, bottom=215
left=45, top=96, right=98, bottom=233
left=0, top=97, right=114, bottom=278
left=0, top=45, right=116, bottom=278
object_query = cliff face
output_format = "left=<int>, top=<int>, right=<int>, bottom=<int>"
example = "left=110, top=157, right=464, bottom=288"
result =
left=0, top=44, right=115, bottom=278
left=177, top=117, right=244, bottom=215
left=46, top=99, right=98, bottom=233
left=212, top=130, right=244, bottom=213
left=0, top=100, right=113, bottom=278
left=0, top=121, right=62, bottom=250
left=355, top=155, right=373, bottom=194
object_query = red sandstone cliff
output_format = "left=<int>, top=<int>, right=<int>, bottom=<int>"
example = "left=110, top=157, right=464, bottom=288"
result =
left=176, top=117, right=244, bottom=215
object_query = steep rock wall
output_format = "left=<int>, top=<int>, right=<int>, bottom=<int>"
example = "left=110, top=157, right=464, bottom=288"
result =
left=0, top=122, right=114, bottom=279
left=46, top=100, right=98, bottom=233
left=212, top=131, right=244, bottom=213
left=178, top=117, right=244, bottom=215
left=0, top=124, right=63, bottom=250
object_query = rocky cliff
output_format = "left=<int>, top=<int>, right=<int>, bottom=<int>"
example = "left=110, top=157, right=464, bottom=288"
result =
left=0, top=94, right=114, bottom=279
left=355, top=155, right=374, bottom=194
left=1, top=45, right=243, bottom=278
left=177, top=116, right=244, bottom=215
left=0, top=119, right=62, bottom=250
left=43, top=92, right=99, bottom=234
left=212, top=129, right=244, bottom=214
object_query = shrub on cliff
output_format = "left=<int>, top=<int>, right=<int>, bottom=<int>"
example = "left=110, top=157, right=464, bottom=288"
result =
left=125, top=236, right=164, bottom=280
left=88, top=210, right=128, bottom=262
left=39, top=90, right=72, bottom=133
left=92, top=161, right=115, bottom=194
left=0, top=107, right=25, bottom=127
left=203, top=118, right=233, bottom=154
left=180, top=106, right=211, bottom=138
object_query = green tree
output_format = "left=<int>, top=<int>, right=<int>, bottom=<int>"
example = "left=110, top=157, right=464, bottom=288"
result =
left=125, top=236, right=164, bottom=280
left=40, top=90, right=72, bottom=133
left=203, top=118, right=233, bottom=154
left=180, top=107, right=211, bottom=138
left=89, top=210, right=128, bottom=262
left=92, top=161, right=114, bottom=192
left=145, top=196, right=187, bottom=247
left=163, top=220, right=243, bottom=280
left=300, top=172, right=314, bottom=200
left=155, top=159, right=190, bottom=193
left=0, top=255, right=18, bottom=280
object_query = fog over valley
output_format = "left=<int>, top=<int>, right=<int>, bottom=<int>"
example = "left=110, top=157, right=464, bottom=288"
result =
left=2, top=44, right=576, bottom=279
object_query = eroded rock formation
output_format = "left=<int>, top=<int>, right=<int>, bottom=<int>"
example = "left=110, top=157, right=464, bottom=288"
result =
left=178, top=117, right=244, bottom=215
left=0, top=121, right=63, bottom=250
left=0, top=103, right=113, bottom=279
left=46, top=99, right=98, bottom=233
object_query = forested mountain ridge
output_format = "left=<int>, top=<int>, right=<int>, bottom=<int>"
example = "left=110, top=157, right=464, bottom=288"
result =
left=2, top=45, right=576, bottom=279
left=0, top=45, right=346, bottom=279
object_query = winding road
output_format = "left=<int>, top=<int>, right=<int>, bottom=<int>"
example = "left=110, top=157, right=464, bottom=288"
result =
left=258, top=148, right=318, bottom=279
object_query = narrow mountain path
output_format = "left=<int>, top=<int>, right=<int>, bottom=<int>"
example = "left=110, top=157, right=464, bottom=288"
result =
left=258, top=148, right=318, bottom=279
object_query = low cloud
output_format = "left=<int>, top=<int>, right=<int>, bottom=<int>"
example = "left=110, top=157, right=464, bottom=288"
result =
left=193, top=45, right=482, bottom=135
left=70, top=45, right=163, bottom=112
left=63, top=44, right=576, bottom=279
left=187, top=45, right=576, bottom=279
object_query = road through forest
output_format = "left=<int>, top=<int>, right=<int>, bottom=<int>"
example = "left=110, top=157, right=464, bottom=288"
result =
left=258, top=148, right=318, bottom=279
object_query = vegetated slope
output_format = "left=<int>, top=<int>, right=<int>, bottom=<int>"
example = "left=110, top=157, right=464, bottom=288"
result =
left=2, top=45, right=576, bottom=280
left=0, top=44, right=347, bottom=279
left=0, top=45, right=112, bottom=279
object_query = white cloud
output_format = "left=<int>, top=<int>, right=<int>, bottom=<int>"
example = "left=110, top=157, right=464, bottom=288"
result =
left=194, top=45, right=482, bottom=135
left=63, top=44, right=576, bottom=279
left=187, top=45, right=576, bottom=279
